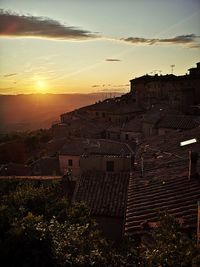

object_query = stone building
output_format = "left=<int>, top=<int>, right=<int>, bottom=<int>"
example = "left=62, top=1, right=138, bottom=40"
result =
left=130, top=62, right=200, bottom=112
left=59, top=138, right=134, bottom=179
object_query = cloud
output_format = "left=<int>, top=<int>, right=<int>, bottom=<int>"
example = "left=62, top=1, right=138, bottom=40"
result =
left=105, top=58, right=121, bottom=62
left=121, top=34, right=200, bottom=47
left=3, top=73, right=17, bottom=77
left=0, top=9, right=98, bottom=40
left=0, top=9, right=199, bottom=49
left=92, top=85, right=100, bottom=87
left=0, top=87, right=14, bottom=92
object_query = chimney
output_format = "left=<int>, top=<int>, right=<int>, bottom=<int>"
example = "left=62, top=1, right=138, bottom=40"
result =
left=189, top=151, right=199, bottom=179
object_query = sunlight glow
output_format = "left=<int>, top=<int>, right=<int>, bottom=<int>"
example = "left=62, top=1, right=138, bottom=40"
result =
left=35, top=80, right=47, bottom=92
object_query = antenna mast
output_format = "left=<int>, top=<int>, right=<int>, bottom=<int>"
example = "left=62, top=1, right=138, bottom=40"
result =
left=170, top=64, right=175, bottom=74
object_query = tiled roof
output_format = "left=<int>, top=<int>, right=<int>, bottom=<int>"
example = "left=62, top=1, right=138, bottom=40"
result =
left=29, top=157, right=60, bottom=175
left=125, top=127, right=200, bottom=235
left=142, top=104, right=181, bottom=124
left=60, top=139, right=133, bottom=156
left=74, top=172, right=129, bottom=217
left=157, top=115, right=200, bottom=130
left=125, top=174, right=200, bottom=234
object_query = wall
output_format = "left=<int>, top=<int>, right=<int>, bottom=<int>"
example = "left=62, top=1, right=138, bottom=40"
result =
left=59, top=155, right=80, bottom=179
left=158, top=128, right=176, bottom=136
left=142, top=122, right=157, bottom=137
left=52, top=123, right=69, bottom=138
left=81, top=155, right=132, bottom=173
left=120, top=131, right=141, bottom=141
left=106, top=131, right=120, bottom=141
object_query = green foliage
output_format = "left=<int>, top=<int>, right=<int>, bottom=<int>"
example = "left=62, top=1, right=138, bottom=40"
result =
left=49, top=218, right=108, bottom=266
left=142, top=212, right=199, bottom=267
left=0, top=180, right=198, bottom=267
left=0, top=180, right=113, bottom=267
left=1, top=212, right=54, bottom=267
left=0, top=129, right=52, bottom=156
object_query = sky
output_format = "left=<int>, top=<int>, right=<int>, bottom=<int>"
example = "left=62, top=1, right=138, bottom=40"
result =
left=0, top=0, right=200, bottom=94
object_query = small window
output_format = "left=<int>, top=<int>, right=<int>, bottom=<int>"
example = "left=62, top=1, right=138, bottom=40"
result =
left=68, top=159, right=73, bottom=166
left=106, top=161, right=114, bottom=172
left=125, top=134, right=129, bottom=140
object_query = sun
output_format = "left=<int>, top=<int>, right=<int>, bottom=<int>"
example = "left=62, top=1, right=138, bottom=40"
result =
left=36, top=80, right=47, bottom=92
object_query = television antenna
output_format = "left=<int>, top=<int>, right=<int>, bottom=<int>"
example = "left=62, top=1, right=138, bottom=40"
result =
left=170, top=64, right=175, bottom=74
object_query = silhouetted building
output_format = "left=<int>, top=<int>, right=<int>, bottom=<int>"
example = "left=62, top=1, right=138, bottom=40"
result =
left=130, top=62, right=200, bottom=112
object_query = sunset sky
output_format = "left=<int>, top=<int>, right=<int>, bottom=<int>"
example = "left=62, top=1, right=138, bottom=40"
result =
left=0, top=0, right=200, bottom=94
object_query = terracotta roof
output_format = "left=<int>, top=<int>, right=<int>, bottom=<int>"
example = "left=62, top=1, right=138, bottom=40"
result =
left=74, top=172, right=129, bottom=217
left=29, top=157, right=60, bottom=175
left=142, top=104, right=181, bottom=124
left=125, top=174, right=200, bottom=235
left=157, top=115, right=200, bottom=130
left=60, top=139, right=133, bottom=156
left=125, top=127, right=200, bottom=235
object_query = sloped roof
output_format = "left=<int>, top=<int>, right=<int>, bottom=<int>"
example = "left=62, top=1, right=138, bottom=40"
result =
left=142, top=104, right=181, bottom=124
left=60, top=139, right=133, bottom=156
left=125, top=173, right=200, bottom=235
left=74, top=172, right=129, bottom=217
left=29, top=157, right=60, bottom=175
left=157, top=115, right=200, bottom=130
left=125, top=127, right=200, bottom=235
left=87, top=99, right=116, bottom=111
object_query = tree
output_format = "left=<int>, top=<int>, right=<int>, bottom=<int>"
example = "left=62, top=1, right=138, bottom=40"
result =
left=142, top=212, right=199, bottom=267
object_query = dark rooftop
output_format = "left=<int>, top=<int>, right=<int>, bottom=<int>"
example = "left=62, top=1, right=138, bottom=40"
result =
left=60, top=139, right=134, bottom=156
left=157, top=115, right=200, bottom=130
left=74, top=171, right=129, bottom=217
left=125, top=127, right=200, bottom=235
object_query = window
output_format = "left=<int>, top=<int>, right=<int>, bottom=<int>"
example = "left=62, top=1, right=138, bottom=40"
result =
left=96, top=112, right=99, bottom=116
left=106, top=161, right=114, bottom=172
left=125, top=134, right=129, bottom=140
left=68, top=159, right=73, bottom=166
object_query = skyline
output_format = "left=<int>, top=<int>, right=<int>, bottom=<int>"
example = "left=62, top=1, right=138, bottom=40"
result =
left=0, top=0, right=200, bottom=95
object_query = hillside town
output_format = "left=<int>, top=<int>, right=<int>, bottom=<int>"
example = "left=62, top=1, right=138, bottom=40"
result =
left=1, top=62, right=200, bottom=243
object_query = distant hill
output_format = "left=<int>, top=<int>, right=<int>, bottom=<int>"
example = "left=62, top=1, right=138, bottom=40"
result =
left=0, top=93, right=122, bottom=133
